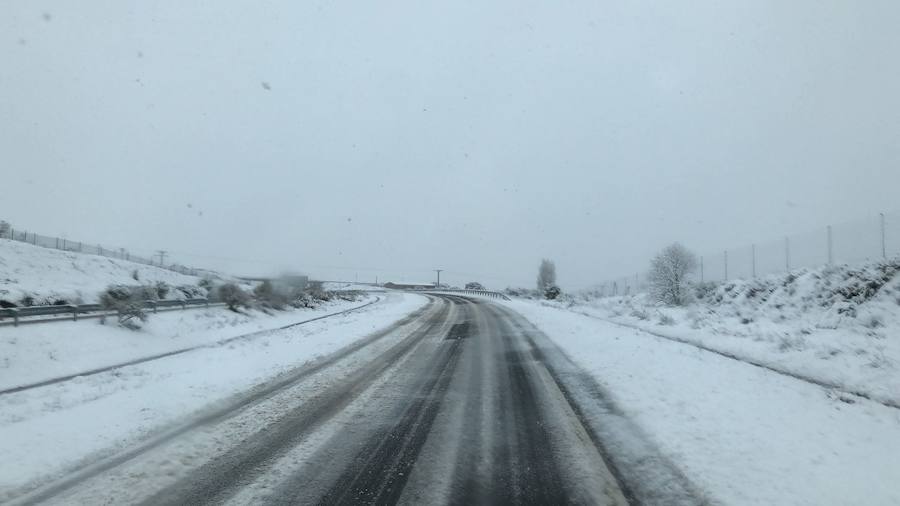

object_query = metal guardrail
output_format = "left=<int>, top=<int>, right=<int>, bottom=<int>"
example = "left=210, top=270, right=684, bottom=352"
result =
left=422, top=288, right=511, bottom=301
left=0, top=298, right=215, bottom=326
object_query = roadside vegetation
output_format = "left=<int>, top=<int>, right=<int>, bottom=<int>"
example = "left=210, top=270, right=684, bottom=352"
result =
left=88, top=278, right=364, bottom=330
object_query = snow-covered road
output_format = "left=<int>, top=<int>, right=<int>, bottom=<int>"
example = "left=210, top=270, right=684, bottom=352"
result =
left=5, top=293, right=897, bottom=505
left=0, top=292, right=428, bottom=502
left=5, top=295, right=641, bottom=505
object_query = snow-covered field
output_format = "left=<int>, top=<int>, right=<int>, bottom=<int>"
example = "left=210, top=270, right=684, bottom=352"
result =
left=0, top=292, right=428, bottom=499
left=0, top=238, right=210, bottom=306
left=505, top=291, right=900, bottom=505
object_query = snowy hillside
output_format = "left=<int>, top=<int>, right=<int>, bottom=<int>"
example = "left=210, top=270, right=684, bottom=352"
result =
left=548, top=258, right=900, bottom=406
left=0, top=238, right=206, bottom=306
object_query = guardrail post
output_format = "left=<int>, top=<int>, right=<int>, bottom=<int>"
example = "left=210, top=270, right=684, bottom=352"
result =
left=11, top=309, right=18, bottom=327
left=71, top=305, right=79, bottom=321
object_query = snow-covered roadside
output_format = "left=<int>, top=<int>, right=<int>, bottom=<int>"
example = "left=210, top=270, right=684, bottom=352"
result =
left=0, top=292, right=428, bottom=498
left=544, top=261, right=900, bottom=407
left=504, top=298, right=900, bottom=506
left=562, top=300, right=899, bottom=407
left=0, top=296, right=376, bottom=391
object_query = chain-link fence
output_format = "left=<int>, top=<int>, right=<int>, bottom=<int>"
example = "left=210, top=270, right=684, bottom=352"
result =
left=592, top=211, right=899, bottom=296
left=0, top=221, right=199, bottom=277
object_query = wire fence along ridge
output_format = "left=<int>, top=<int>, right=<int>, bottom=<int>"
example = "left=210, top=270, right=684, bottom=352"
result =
left=0, top=222, right=200, bottom=277
left=593, top=211, right=899, bottom=297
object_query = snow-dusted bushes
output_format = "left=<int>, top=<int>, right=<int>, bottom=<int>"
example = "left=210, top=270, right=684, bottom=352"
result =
left=99, top=285, right=148, bottom=330
left=217, top=283, right=251, bottom=312
left=505, top=287, right=541, bottom=299
left=544, top=285, right=562, bottom=300
left=254, top=280, right=289, bottom=310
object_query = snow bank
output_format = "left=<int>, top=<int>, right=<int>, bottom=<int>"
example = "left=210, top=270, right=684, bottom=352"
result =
left=0, top=238, right=206, bottom=306
left=0, top=296, right=375, bottom=392
left=505, top=299, right=900, bottom=506
left=550, top=259, right=900, bottom=406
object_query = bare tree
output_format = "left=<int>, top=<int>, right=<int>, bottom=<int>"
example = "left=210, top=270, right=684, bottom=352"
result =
left=537, top=259, right=557, bottom=292
left=648, top=243, right=698, bottom=306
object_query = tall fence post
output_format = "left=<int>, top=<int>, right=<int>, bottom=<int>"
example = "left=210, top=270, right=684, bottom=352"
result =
left=724, top=250, right=729, bottom=280
left=827, top=225, right=833, bottom=265
left=881, top=213, right=887, bottom=259
left=785, top=237, right=791, bottom=271
left=752, top=244, right=757, bottom=278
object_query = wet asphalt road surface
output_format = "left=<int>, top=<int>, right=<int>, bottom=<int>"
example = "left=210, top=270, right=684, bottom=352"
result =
left=21, top=295, right=631, bottom=505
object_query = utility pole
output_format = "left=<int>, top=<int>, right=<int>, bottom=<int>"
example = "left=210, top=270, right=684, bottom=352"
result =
left=724, top=250, right=729, bottom=280
left=785, top=237, right=791, bottom=271
left=752, top=244, right=757, bottom=278
left=156, top=250, right=167, bottom=267
left=434, top=269, right=443, bottom=288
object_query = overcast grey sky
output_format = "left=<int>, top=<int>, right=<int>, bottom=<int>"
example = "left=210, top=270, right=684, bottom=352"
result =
left=2, top=1, right=899, bottom=288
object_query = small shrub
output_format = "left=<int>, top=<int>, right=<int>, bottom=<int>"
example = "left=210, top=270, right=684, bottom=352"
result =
left=218, top=283, right=250, bottom=312
left=100, top=285, right=148, bottom=330
left=254, top=280, right=288, bottom=310
left=305, top=281, right=332, bottom=302
left=657, top=313, right=675, bottom=326
left=131, top=269, right=140, bottom=281
left=630, top=309, right=650, bottom=321
left=544, top=285, right=561, bottom=300
left=155, top=281, right=170, bottom=299
left=777, top=336, right=806, bottom=352
left=693, top=282, right=718, bottom=301
left=176, top=284, right=205, bottom=300
left=198, top=277, right=215, bottom=293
